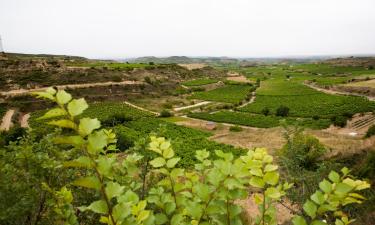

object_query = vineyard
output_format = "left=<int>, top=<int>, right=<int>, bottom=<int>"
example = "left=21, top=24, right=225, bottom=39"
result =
left=190, top=84, right=254, bottom=104
left=240, top=93, right=375, bottom=118
left=189, top=111, right=331, bottom=129
left=181, top=78, right=218, bottom=86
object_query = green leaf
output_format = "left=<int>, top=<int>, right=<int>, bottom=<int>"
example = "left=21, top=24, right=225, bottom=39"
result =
left=311, top=190, right=325, bottom=205
left=105, top=182, right=125, bottom=199
left=97, top=156, right=114, bottom=177
left=45, top=87, right=56, bottom=95
left=56, top=90, right=72, bottom=105
left=311, top=220, right=327, bottom=225
left=64, top=156, right=92, bottom=168
left=154, top=213, right=168, bottom=225
left=250, top=168, right=263, bottom=177
left=166, top=157, right=180, bottom=168
left=48, top=119, right=76, bottom=129
left=67, top=98, right=88, bottom=117
left=264, top=164, right=278, bottom=172
left=193, top=183, right=211, bottom=201
left=165, top=202, right=176, bottom=215
left=150, top=157, right=166, bottom=168
left=137, top=210, right=150, bottom=223
left=86, top=200, right=108, bottom=214
left=54, top=135, right=84, bottom=147
left=87, top=131, right=108, bottom=154
left=328, top=171, right=340, bottom=183
left=265, top=187, right=281, bottom=199
left=113, top=202, right=131, bottom=222
left=73, top=176, right=101, bottom=190
left=118, top=190, right=139, bottom=204
left=32, top=91, right=55, bottom=100
left=319, top=179, right=332, bottom=193
left=303, top=200, right=317, bottom=219
left=79, top=118, right=101, bottom=136
left=335, top=183, right=353, bottom=195
left=171, top=214, right=184, bottom=225
left=162, top=146, right=174, bottom=159
left=263, top=171, right=279, bottom=185
left=38, top=108, right=67, bottom=120
left=292, top=216, right=307, bottom=225
left=250, top=176, right=265, bottom=188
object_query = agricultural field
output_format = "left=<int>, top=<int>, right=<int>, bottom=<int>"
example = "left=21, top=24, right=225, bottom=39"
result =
left=189, top=84, right=254, bottom=104
left=189, top=111, right=331, bottom=129
left=181, top=78, right=218, bottom=86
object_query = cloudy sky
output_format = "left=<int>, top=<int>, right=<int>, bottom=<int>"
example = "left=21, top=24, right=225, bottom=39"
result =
left=1, top=0, right=374, bottom=58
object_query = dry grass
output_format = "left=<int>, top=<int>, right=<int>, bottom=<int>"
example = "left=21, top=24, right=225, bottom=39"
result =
left=343, top=79, right=375, bottom=88
left=178, top=63, right=207, bottom=70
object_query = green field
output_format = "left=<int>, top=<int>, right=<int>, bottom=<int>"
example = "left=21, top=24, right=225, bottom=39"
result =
left=182, top=78, right=218, bottom=86
left=189, top=111, right=331, bottom=129
left=190, top=84, right=253, bottom=104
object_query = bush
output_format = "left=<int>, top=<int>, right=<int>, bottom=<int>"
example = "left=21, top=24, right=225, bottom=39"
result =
left=261, top=107, right=270, bottom=116
left=111, top=75, right=122, bottom=82
left=229, top=125, right=243, bottom=132
left=101, top=113, right=133, bottom=126
left=365, top=124, right=375, bottom=138
left=312, top=115, right=320, bottom=120
left=159, top=110, right=173, bottom=117
left=331, top=115, right=347, bottom=127
left=276, top=105, right=289, bottom=117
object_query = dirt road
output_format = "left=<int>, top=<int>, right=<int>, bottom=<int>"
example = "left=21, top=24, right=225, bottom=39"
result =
left=0, top=109, right=15, bottom=131
left=174, top=101, right=211, bottom=112
left=123, top=101, right=159, bottom=115
left=0, top=80, right=144, bottom=98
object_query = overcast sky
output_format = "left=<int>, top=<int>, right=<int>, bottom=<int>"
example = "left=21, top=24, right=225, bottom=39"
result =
left=1, top=0, right=374, bottom=58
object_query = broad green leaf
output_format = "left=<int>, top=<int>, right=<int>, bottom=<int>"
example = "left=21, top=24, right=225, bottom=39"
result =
left=48, top=119, right=76, bottom=129
left=185, top=201, right=203, bottom=218
left=38, top=108, right=66, bottom=120
left=32, top=91, right=55, bottom=100
left=165, top=202, right=176, bottom=215
left=341, top=167, right=350, bottom=176
left=45, top=87, right=56, bottom=95
left=193, top=183, right=211, bottom=201
left=292, top=216, right=307, bottom=225
left=311, top=220, right=327, bottom=225
left=265, top=187, right=281, bottom=199
left=254, top=193, right=263, bottom=205
left=64, top=156, right=92, bottom=168
left=303, top=200, right=317, bottom=219
left=250, top=176, right=265, bottom=188
left=56, top=90, right=72, bottom=105
left=335, top=183, right=353, bottom=195
left=263, top=171, right=279, bottom=185
left=86, top=200, right=108, bottom=214
left=250, top=168, right=263, bottom=177
left=162, top=146, right=174, bottom=159
left=166, top=157, right=180, bottom=168
left=118, top=190, right=139, bottom=204
left=150, top=157, right=166, bottom=168
left=105, top=182, right=125, bottom=199
left=113, top=202, right=131, bottom=222
left=73, top=176, right=101, bottom=190
left=171, top=214, right=184, bottom=225
left=311, top=190, right=325, bottom=205
left=79, top=118, right=101, bottom=136
left=87, top=131, right=108, bottom=154
left=97, top=156, right=114, bottom=177
left=264, top=164, right=278, bottom=172
left=154, top=213, right=168, bottom=225
left=319, top=179, right=332, bottom=193
left=54, top=135, right=84, bottom=147
left=328, top=171, right=340, bottom=183
left=67, top=98, right=88, bottom=117
left=137, top=210, right=150, bottom=223
left=196, top=149, right=210, bottom=161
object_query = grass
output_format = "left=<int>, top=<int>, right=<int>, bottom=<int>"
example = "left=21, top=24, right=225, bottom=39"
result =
left=190, top=85, right=253, bottom=104
left=182, top=78, right=218, bottom=86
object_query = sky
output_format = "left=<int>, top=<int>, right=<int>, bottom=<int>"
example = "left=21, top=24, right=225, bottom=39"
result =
left=0, top=0, right=375, bottom=59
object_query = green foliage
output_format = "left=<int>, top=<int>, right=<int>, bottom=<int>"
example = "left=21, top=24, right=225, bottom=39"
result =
left=27, top=89, right=370, bottom=225
left=292, top=168, right=370, bottom=225
left=182, top=78, right=218, bottom=86
left=189, top=111, right=331, bottom=129
left=331, top=116, right=347, bottom=128
left=159, top=110, right=173, bottom=118
left=365, top=124, right=375, bottom=138
left=190, top=85, right=253, bottom=104
left=276, top=105, right=290, bottom=117
left=229, top=125, right=243, bottom=132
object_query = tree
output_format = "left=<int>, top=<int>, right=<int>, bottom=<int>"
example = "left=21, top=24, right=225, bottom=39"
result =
left=276, top=105, right=290, bottom=117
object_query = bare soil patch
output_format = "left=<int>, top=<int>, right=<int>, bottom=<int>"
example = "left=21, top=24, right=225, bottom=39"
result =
left=178, top=63, right=207, bottom=70
left=227, top=75, right=252, bottom=83
left=0, top=109, right=15, bottom=131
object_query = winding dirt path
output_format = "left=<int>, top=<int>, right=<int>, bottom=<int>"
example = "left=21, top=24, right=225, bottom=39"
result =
left=304, top=83, right=375, bottom=101
left=0, top=80, right=144, bottom=98
left=123, top=101, right=159, bottom=116
left=0, top=109, right=15, bottom=131
left=238, top=92, right=256, bottom=108
left=173, top=101, right=211, bottom=112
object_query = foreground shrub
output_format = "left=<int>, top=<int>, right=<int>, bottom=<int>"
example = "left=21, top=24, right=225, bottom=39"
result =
left=159, top=110, right=173, bottom=118
left=25, top=88, right=370, bottom=225
left=365, top=124, right=375, bottom=138
left=276, top=105, right=289, bottom=117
